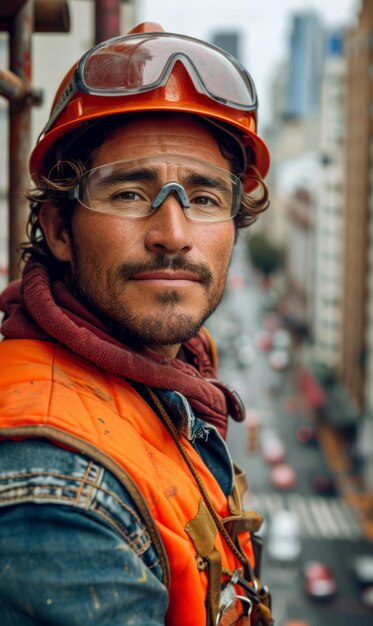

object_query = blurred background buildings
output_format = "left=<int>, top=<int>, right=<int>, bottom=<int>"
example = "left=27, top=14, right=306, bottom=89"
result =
left=263, top=1, right=373, bottom=492
left=1, top=0, right=373, bottom=525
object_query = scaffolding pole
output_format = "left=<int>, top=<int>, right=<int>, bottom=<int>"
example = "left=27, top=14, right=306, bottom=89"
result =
left=95, top=0, right=121, bottom=44
left=1, top=0, right=70, bottom=280
left=8, top=0, right=33, bottom=280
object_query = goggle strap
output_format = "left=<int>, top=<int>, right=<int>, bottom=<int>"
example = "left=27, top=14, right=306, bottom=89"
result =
left=41, top=77, right=79, bottom=137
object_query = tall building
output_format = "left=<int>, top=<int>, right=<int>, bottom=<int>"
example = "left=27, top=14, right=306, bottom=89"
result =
left=210, top=31, right=242, bottom=63
left=284, top=185, right=317, bottom=328
left=342, top=0, right=373, bottom=406
left=265, top=11, right=325, bottom=324
left=313, top=30, right=346, bottom=369
left=342, top=0, right=373, bottom=486
left=286, top=11, right=326, bottom=118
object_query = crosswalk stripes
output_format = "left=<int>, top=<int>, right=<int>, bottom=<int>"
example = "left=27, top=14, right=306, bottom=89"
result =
left=246, top=492, right=362, bottom=540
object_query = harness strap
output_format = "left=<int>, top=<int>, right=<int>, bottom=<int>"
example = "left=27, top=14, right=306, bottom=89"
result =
left=146, top=387, right=273, bottom=626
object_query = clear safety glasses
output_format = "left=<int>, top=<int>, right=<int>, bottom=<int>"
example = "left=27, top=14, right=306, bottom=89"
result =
left=68, top=154, right=243, bottom=223
left=44, top=32, right=258, bottom=133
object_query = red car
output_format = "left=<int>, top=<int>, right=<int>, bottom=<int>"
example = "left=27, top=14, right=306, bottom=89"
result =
left=303, top=562, right=337, bottom=600
left=270, top=463, right=297, bottom=490
left=295, top=424, right=316, bottom=445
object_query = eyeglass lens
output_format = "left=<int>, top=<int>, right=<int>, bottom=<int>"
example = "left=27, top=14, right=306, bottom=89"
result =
left=78, top=155, right=241, bottom=222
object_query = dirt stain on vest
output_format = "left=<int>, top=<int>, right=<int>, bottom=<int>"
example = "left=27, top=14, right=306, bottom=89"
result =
left=164, top=485, right=177, bottom=499
left=52, top=364, right=113, bottom=403
left=79, top=383, right=113, bottom=403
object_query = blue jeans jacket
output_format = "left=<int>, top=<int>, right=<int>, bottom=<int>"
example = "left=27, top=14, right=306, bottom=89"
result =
left=0, top=390, right=234, bottom=625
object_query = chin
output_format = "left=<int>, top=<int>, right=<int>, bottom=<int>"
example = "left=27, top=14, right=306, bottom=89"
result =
left=125, top=312, right=204, bottom=347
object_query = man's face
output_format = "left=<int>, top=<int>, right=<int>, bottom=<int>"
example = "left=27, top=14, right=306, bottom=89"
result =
left=66, top=114, right=236, bottom=356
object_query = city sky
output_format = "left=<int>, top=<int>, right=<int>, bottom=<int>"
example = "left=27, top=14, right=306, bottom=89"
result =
left=138, top=0, right=359, bottom=126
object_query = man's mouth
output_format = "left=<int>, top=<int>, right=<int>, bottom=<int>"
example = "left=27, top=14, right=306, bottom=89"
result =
left=130, top=270, right=201, bottom=287
left=117, top=255, right=213, bottom=288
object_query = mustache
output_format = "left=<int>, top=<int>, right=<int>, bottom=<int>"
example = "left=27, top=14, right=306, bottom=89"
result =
left=116, top=254, right=213, bottom=286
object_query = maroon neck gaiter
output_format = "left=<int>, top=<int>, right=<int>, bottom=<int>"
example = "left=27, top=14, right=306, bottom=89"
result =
left=0, top=257, right=245, bottom=438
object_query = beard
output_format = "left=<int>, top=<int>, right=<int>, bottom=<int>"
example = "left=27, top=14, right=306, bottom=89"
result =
left=68, top=245, right=228, bottom=349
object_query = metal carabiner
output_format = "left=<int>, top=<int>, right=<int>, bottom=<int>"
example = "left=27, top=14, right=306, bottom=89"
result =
left=216, top=594, right=253, bottom=625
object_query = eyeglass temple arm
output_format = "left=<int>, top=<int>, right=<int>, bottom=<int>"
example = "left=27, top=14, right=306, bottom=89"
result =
left=68, top=185, right=80, bottom=200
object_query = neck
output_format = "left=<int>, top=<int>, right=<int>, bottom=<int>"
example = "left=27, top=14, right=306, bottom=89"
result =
left=144, top=343, right=181, bottom=359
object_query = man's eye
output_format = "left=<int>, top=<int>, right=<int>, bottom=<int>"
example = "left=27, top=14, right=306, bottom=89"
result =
left=112, top=190, right=140, bottom=201
left=191, top=195, right=219, bottom=207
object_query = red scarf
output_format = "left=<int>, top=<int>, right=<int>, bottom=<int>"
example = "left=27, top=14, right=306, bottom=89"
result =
left=0, top=257, right=245, bottom=438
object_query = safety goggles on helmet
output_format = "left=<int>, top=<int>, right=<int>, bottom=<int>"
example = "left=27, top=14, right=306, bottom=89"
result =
left=43, top=32, right=258, bottom=135
left=67, top=154, right=243, bottom=223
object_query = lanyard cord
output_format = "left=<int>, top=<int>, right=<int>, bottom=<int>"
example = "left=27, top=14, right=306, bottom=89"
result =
left=146, top=386, right=247, bottom=569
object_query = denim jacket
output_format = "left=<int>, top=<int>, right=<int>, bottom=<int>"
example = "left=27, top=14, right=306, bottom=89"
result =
left=0, top=390, right=234, bottom=625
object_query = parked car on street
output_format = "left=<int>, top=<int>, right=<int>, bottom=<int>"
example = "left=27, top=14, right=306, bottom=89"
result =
left=268, top=348, right=290, bottom=371
left=361, top=585, right=373, bottom=608
left=352, top=555, right=373, bottom=607
left=263, top=312, right=279, bottom=333
left=235, top=340, right=256, bottom=367
left=266, top=510, right=302, bottom=563
left=295, top=424, right=317, bottom=445
left=351, top=554, right=373, bottom=586
left=261, top=428, right=286, bottom=465
left=271, top=328, right=291, bottom=350
left=303, top=561, right=337, bottom=600
left=311, top=473, right=337, bottom=497
left=270, top=463, right=297, bottom=490
left=254, top=329, right=272, bottom=352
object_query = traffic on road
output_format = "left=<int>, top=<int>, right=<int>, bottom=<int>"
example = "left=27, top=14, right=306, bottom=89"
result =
left=207, top=240, right=373, bottom=626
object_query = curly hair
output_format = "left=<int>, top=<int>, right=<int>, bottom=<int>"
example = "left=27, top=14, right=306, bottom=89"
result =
left=21, top=114, right=270, bottom=262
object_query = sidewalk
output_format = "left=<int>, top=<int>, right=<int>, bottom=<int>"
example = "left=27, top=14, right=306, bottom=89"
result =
left=292, top=364, right=373, bottom=540
left=317, top=423, right=373, bottom=541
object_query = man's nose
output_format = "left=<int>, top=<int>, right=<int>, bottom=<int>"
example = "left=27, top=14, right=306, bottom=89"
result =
left=144, top=188, right=194, bottom=254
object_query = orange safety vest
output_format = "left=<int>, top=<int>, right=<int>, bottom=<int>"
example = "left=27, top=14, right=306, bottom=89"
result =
left=0, top=338, right=268, bottom=626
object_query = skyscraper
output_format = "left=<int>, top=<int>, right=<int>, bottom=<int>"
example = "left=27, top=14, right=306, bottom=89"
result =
left=286, top=11, right=326, bottom=118
left=313, top=29, right=345, bottom=369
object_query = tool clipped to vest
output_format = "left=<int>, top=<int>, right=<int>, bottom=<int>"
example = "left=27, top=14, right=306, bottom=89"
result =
left=220, top=468, right=273, bottom=626
left=146, top=387, right=273, bottom=626
left=216, top=584, right=253, bottom=625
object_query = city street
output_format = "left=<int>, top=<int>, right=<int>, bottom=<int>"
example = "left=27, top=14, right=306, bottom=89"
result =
left=207, top=238, right=373, bottom=626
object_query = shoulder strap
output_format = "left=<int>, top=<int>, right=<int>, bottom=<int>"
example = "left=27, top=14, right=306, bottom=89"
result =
left=145, top=387, right=274, bottom=626
left=200, top=326, right=219, bottom=371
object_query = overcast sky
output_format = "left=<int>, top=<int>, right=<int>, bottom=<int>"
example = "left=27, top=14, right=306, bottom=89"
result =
left=138, top=0, right=359, bottom=126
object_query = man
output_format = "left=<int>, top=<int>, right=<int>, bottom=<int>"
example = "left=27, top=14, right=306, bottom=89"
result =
left=0, top=22, right=271, bottom=626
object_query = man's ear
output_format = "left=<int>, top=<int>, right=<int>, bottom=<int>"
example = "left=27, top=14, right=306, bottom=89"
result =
left=39, top=204, right=73, bottom=262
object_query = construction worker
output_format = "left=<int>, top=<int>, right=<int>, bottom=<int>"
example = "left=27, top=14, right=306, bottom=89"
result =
left=0, top=22, right=271, bottom=626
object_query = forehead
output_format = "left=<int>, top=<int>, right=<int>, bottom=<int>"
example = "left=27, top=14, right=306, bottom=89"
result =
left=88, top=154, right=237, bottom=189
left=91, top=114, right=232, bottom=171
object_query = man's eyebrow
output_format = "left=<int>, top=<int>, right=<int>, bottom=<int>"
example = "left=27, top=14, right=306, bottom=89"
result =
left=183, top=172, right=232, bottom=193
left=94, top=167, right=159, bottom=187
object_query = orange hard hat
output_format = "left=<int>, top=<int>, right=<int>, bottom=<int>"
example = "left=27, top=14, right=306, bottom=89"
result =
left=29, top=22, right=270, bottom=191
